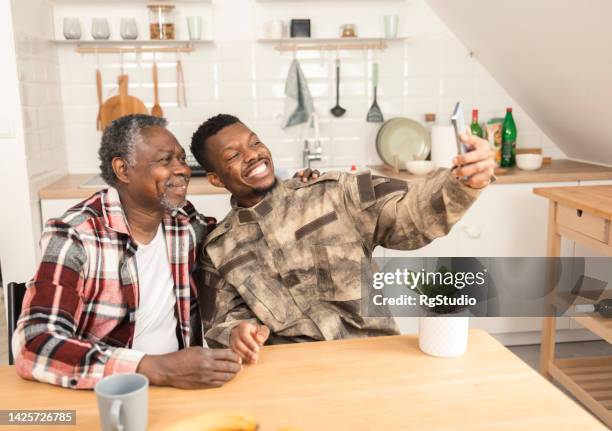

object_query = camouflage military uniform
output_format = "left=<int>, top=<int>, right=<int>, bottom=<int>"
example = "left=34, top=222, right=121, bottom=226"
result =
left=197, top=168, right=480, bottom=347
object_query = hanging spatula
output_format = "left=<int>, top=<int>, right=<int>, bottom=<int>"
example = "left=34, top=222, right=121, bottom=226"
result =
left=366, top=62, right=383, bottom=123
left=151, top=55, right=163, bottom=117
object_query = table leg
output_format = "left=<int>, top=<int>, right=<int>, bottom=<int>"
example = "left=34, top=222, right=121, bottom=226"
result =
left=540, top=201, right=561, bottom=380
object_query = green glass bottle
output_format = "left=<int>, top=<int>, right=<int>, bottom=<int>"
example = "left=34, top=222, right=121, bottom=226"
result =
left=470, top=109, right=484, bottom=138
left=501, top=107, right=517, bottom=167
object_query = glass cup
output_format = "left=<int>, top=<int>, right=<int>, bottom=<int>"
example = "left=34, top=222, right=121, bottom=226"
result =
left=63, top=17, right=82, bottom=40
left=383, top=15, right=399, bottom=38
left=120, top=18, right=138, bottom=40
left=186, top=16, right=203, bottom=40
left=91, top=18, right=111, bottom=40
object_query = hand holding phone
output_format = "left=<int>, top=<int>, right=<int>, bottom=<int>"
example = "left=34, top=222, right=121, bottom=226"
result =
left=451, top=102, right=470, bottom=155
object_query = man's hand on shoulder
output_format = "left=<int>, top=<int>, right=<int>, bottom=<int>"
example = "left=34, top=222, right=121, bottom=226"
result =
left=137, top=346, right=242, bottom=389
left=293, top=168, right=321, bottom=183
left=229, top=322, right=270, bottom=364
left=452, top=134, right=496, bottom=189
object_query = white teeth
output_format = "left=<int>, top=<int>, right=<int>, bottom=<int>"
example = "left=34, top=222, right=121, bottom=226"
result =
left=248, top=162, right=267, bottom=177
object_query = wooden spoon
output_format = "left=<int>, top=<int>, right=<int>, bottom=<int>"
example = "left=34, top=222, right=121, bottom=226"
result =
left=151, top=58, right=163, bottom=117
left=95, top=68, right=103, bottom=130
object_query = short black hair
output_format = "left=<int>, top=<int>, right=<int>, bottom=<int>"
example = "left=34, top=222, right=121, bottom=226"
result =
left=190, top=114, right=241, bottom=172
left=99, top=114, right=167, bottom=187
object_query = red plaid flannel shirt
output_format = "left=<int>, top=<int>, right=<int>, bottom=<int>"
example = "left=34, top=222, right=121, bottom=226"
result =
left=12, top=188, right=214, bottom=389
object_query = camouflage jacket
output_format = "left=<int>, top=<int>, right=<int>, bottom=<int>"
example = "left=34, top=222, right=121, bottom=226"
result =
left=197, top=169, right=481, bottom=347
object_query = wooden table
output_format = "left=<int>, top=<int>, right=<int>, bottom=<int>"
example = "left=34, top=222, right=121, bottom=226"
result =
left=535, top=185, right=612, bottom=428
left=0, top=330, right=605, bottom=430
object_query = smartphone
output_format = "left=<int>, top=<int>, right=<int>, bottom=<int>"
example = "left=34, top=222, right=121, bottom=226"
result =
left=451, top=102, right=470, bottom=155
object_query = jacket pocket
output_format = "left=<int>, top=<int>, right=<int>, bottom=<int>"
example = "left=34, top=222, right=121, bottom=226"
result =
left=237, top=275, right=288, bottom=324
left=312, top=241, right=366, bottom=302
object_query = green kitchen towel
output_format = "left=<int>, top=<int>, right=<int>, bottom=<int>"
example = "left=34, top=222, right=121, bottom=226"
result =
left=283, top=59, right=314, bottom=128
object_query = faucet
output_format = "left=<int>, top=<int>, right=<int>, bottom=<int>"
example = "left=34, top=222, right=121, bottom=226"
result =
left=302, top=112, right=322, bottom=169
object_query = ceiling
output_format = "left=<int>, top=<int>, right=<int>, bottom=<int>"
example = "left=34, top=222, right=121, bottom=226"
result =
left=427, top=0, right=612, bottom=165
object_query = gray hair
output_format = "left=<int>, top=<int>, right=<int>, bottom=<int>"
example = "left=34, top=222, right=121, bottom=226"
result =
left=98, top=114, right=168, bottom=187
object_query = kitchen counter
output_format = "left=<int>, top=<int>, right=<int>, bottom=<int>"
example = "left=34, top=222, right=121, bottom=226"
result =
left=39, top=159, right=612, bottom=199
left=371, top=159, right=612, bottom=185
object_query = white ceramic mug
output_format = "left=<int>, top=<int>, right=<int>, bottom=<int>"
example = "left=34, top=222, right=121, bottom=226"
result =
left=95, top=373, right=149, bottom=431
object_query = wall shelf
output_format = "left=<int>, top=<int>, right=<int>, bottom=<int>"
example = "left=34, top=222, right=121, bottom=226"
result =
left=257, top=37, right=406, bottom=52
left=51, top=39, right=212, bottom=54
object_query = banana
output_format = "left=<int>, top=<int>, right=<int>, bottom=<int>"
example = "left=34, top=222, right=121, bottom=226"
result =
left=160, top=411, right=258, bottom=431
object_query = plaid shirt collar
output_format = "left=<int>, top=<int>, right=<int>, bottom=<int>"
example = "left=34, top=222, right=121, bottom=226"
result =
left=102, top=187, right=191, bottom=237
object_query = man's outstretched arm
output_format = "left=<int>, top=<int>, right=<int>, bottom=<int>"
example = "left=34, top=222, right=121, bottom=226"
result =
left=342, top=134, right=495, bottom=251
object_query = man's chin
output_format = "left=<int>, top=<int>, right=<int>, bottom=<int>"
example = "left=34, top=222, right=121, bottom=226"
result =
left=252, top=176, right=277, bottom=195
left=160, top=195, right=187, bottom=211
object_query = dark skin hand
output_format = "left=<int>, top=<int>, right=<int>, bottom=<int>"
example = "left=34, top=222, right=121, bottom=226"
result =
left=229, top=322, right=270, bottom=365
left=293, top=168, right=320, bottom=182
left=137, top=346, right=242, bottom=389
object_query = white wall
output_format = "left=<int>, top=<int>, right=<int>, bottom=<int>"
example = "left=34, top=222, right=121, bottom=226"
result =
left=0, top=2, right=38, bottom=285
left=0, top=0, right=68, bottom=285
left=426, top=0, right=612, bottom=166
left=12, top=0, right=69, bottom=242
left=55, top=0, right=565, bottom=174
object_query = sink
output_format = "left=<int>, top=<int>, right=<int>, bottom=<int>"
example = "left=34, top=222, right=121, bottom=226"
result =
left=79, top=174, right=108, bottom=189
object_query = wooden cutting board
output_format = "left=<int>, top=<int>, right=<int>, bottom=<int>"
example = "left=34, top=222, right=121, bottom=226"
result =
left=100, top=74, right=148, bottom=130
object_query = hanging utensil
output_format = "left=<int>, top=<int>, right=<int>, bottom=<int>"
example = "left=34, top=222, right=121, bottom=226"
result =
left=366, top=62, right=383, bottom=123
left=330, top=58, right=346, bottom=117
left=95, top=49, right=103, bottom=130
left=151, top=53, right=163, bottom=117
left=176, top=54, right=187, bottom=108
left=100, top=74, right=148, bottom=130
left=95, top=70, right=103, bottom=130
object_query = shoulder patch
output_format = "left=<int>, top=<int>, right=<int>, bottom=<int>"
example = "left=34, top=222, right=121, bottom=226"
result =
left=373, top=177, right=408, bottom=199
left=203, top=212, right=235, bottom=247
left=284, top=170, right=341, bottom=190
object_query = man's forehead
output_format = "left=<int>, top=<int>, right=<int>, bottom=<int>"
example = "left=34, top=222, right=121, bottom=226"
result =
left=138, top=126, right=180, bottom=151
left=213, top=123, right=255, bottom=149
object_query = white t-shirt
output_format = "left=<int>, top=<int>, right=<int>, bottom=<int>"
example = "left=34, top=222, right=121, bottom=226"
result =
left=132, top=225, right=179, bottom=355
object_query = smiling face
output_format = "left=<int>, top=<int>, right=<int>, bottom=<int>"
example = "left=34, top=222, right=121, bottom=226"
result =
left=120, top=126, right=191, bottom=211
left=205, top=122, right=276, bottom=207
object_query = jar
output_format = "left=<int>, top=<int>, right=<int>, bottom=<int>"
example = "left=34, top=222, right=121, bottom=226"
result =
left=148, top=4, right=176, bottom=40
left=340, top=24, right=357, bottom=38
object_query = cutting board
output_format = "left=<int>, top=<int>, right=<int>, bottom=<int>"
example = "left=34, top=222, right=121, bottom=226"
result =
left=100, top=74, right=148, bottom=130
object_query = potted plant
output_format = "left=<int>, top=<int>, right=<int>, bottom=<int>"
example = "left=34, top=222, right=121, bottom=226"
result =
left=412, top=266, right=471, bottom=357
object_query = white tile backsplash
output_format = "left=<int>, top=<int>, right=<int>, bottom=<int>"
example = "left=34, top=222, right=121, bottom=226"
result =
left=42, top=0, right=565, bottom=174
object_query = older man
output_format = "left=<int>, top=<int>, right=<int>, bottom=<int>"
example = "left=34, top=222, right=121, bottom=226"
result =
left=12, top=114, right=242, bottom=389
left=191, top=114, right=496, bottom=364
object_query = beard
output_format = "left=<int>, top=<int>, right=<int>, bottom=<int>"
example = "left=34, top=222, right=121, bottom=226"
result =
left=160, top=194, right=186, bottom=212
left=252, top=177, right=277, bottom=196
left=160, top=175, right=188, bottom=211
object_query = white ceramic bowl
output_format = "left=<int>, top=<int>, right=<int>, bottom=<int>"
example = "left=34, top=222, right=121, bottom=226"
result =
left=405, top=160, right=436, bottom=176
left=516, top=154, right=543, bottom=171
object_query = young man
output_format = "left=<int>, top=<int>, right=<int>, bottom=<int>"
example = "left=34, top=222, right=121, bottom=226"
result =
left=191, top=114, right=495, bottom=364
left=13, top=115, right=242, bottom=389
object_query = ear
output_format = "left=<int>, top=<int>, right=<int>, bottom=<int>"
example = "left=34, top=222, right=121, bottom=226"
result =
left=207, top=172, right=226, bottom=189
left=112, top=157, right=130, bottom=185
